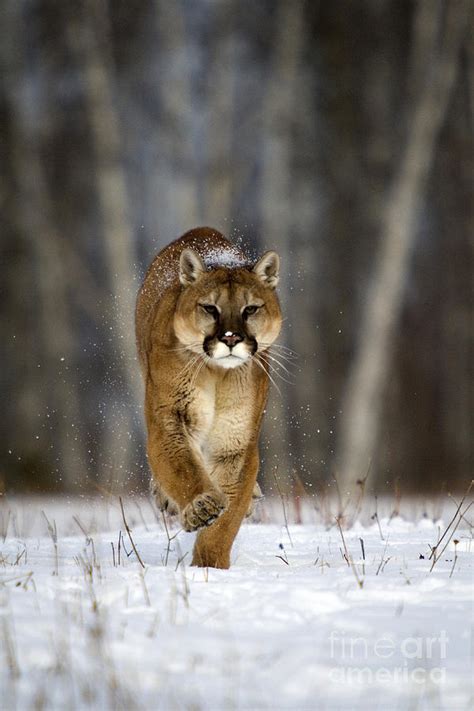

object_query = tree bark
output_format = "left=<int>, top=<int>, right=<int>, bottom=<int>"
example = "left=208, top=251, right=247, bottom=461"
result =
left=259, top=0, right=305, bottom=492
left=205, top=3, right=236, bottom=228
left=337, top=0, right=471, bottom=491
left=3, top=2, right=89, bottom=490
left=154, top=0, right=201, bottom=234
left=70, top=0, right=144, bottom=483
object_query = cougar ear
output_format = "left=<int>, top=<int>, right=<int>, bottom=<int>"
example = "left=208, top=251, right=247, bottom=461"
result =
left=179, top=249, right=205, bottom=286
left=253, top=251, right=280, bottom=288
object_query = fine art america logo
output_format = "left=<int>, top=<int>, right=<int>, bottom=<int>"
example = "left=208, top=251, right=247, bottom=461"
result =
left=328, top=630, right=448, bottom=684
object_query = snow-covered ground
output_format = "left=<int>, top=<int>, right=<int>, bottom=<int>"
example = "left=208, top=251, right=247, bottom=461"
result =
left=0, top=495, right=472, bottom=710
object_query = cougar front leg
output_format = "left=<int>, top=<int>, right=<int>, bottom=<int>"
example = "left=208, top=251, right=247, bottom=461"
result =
left=192, top=447, right=259, bottom=569
left=147, top=421, right=227, bottom=532
left=150, top=479, right=179, bottom=516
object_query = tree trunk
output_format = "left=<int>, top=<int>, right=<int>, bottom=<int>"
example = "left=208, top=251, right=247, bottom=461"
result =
left=3, top=2, right=89, bottom=491
left=259, top=0, right=305, bottom=493
left=205, top=3, right=236, bottom=228
left=337, top=0, right=471, bottom=491
left=154, top=0, right=201, bottom=234
left=71, top=0, right=144, bottom=484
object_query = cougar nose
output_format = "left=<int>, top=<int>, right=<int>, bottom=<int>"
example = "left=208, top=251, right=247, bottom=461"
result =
left=220, top=331, right=243, bottom=348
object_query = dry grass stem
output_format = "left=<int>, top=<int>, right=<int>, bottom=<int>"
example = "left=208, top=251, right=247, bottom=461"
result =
left=119, top=497, right=145, bottom=568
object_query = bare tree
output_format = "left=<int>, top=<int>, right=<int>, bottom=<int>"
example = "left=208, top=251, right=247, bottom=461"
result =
left=205, top=3, right=236, bottom=227
left=259, top=0, right=306, bottom=491
left=154, top=0, right=201, bottom=233
left=337, top=0, right=471, bottom=491
left=0, top=0, right=471, bottom=494
left=2, top=2, right=89, bottom=490
left=287, top=58, right=325, bottom=487
left=68, top=0, right=144, bottom=482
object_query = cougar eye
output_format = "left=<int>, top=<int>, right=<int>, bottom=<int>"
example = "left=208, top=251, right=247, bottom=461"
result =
left=243, top=305, right=259, bottom=318
left=200, top=304, right=219, bottom=318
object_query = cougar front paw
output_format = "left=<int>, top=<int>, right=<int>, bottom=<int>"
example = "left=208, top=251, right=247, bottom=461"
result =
left=181, top=490, right=228, bottom=532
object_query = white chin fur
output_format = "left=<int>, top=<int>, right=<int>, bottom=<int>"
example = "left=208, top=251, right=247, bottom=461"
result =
left=213, top=355, right=247, bottom=369
left=211, top=341, right=250, bottom=368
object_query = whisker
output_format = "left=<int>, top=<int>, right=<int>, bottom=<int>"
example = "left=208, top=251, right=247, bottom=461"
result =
left=264, top=352, right=295, bottom=376
left=258, top=355, right=294, bottom=386
left=262, top=349, right=297, bottom=367
left=253, top=354, right=282, bottom=395
left=177, top=352, right=202, bottom=386
left=267, top=367, right=295, bottom=386
left=175, top=352, right=203, bottom=381
left=256, top=353, right=295, bottom=386
left=260, top=342, right=299, bottom=359
left=270, top=342, right=296, bottom=352
left=257, top=348, right=297, bottom=370
left=190, top=353, right=208, bottom=389
left=167, top=342, right=202, bottom=353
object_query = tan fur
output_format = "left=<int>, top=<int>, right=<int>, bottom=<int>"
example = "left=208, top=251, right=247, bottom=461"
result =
left=135, top=227, right=282, bottom=568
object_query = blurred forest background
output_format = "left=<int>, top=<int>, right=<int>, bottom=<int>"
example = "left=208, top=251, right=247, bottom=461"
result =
left=0, top=0, right=472, bottom=497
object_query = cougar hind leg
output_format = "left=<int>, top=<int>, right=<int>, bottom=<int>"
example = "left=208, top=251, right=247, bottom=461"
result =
left=150, top=479, right=179, bottom=516
left=246, top=481, right=264, bottom=518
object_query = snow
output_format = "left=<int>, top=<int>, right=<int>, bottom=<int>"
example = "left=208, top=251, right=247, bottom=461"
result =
left=201, top=246, right=248, bottom=270
left=0, top=496, right=472, bottom=710
left=141, top=239, right=249, bottom=306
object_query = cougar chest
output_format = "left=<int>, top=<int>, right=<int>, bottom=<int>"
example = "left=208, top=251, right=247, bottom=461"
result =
left=191, top=373, right=252, bottom=467
left=207, top=376, right=253, bottom=462
left=192, top=379, right=216, bottom=442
